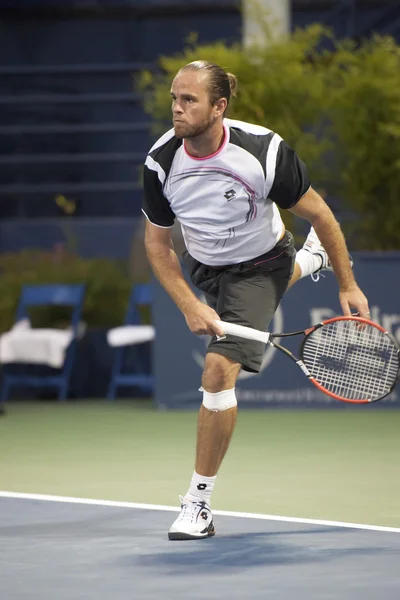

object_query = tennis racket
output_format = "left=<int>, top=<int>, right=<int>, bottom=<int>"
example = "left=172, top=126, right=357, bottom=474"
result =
left=216, top=316, right=400, bottom=404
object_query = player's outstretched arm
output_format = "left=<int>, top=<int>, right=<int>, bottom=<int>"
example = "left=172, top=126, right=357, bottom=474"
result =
left=289, top=187, right=370, bottom=318
left=144, top=220, right=224, bottom=337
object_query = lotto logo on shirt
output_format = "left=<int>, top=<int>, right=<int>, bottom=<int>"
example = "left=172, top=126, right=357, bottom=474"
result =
left=224, top=189, right=236, bottom=201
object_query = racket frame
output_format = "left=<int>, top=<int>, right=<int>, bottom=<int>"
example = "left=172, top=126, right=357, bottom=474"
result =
left=298, top=316, right=400, bottom=404
left=217, top=316, right=400, bottom=404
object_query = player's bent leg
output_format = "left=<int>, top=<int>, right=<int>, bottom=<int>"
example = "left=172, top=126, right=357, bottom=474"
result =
left=292, top=226, right=354, bottom=285
left=168, top=353, right=240, bottom=541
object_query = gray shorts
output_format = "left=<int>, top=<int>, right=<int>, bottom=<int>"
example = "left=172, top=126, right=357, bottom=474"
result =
left=182, top=231, right=296, bottom=372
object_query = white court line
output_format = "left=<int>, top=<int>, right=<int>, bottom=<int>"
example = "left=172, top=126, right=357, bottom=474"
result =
left=1, top=491, right=400, bottom=534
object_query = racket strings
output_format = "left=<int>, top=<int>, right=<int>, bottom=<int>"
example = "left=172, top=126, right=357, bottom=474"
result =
left=302, top=321, right=399, bottom=401
left=315, top=328, right=396, bottom=400
left=305, top=336, right=387, bottom=400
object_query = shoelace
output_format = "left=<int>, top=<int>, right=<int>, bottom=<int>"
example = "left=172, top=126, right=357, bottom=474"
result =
left=311, top=254, right=352, bottom=281
left=177, top=496, right=208, bottom=523
left=311, top=271, right=326, bottom=283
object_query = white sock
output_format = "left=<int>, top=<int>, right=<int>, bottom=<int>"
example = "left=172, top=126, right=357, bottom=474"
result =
left=295, top=249, right=323, bottom=278
left=185, top=471, right=216, bottom=506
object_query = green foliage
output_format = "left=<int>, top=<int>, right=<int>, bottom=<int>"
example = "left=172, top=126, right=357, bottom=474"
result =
left=325, top=36, right=400, bottom=249
left=0, top=248, right=134, bottom=333
left=137, top=25, right=400, bottom=249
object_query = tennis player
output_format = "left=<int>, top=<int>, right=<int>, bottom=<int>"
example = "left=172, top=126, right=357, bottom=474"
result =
left=142, top=61, right=369, bottom=540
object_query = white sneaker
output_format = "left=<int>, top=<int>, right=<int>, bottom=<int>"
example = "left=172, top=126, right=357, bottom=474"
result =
left=168, top=496, right=215, bottom=540
left=303, top=226, right=353, bottom=282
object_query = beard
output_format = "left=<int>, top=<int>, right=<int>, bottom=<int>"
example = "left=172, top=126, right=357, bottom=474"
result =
left=173, top=114, right=213, bottom=139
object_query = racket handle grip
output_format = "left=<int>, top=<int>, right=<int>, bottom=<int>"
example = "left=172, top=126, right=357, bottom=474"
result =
left=216, top=320, right=271, bottom=344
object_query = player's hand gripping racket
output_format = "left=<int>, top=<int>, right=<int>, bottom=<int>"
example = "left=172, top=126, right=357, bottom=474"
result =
left=215, top=316, right=400, bottom=404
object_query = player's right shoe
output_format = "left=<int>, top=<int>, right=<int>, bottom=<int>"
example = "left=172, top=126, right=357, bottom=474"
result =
left=168, top=496, right=215, bottom=540
left=302, top=226, right=353, bottom=282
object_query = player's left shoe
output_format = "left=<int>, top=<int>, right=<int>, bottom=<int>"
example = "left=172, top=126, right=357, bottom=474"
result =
left=302, top=226, right=353, bottom=282
left=168, top=496, right=215, bottom=540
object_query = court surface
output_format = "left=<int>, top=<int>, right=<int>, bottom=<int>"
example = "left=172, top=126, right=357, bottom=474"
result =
left=1, top=493, right=400, bottom=600
left=1, top=401, right=400, bottom=598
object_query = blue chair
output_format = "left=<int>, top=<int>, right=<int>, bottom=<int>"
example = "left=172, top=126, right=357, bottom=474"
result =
left=0, top=284, right=86, bottom=404
left=107, top=283, right=154, bottom=400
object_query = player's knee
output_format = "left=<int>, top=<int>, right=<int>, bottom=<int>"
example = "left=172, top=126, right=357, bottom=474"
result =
left=202, top=387, right=237, bottom=412
left=201, top=354, right=240, bottom=412
left=202, top=353, right=240, bottom=392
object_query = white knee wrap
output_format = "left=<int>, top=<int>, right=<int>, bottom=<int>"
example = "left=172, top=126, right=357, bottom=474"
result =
left=201, top=387, right=237, bottom=412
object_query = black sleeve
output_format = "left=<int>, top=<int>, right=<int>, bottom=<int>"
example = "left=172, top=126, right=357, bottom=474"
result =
left=268, top=141, right=311, bottom=209
left=142, top=163, right=175, bottom=227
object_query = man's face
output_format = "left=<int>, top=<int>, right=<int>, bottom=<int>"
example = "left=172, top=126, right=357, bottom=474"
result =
left=170, top=70, right=216, bottom=139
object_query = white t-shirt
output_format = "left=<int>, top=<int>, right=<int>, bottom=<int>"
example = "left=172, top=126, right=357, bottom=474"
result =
left=142, top=118, right=310, bottom=266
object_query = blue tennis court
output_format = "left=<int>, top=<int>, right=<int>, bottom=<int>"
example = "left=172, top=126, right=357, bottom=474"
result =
left=1, top=493, right=399, bottom=600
